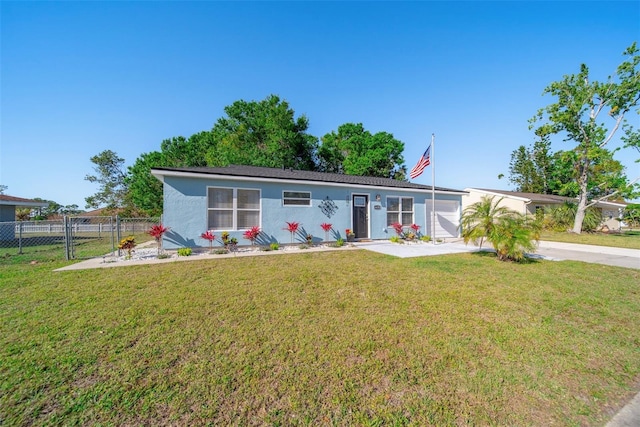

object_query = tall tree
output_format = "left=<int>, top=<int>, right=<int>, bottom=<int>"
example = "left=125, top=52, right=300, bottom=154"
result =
left=84, top=150, right=129, bottom=212
left=508, top=136, right=554, bottom=193
left=530, top=43, right=640, bottom=233
left=205, top=94, right=318, bottom=170
left=317, top=123, right=407, bottom=180
left=126, top=151, right=169, bottom=217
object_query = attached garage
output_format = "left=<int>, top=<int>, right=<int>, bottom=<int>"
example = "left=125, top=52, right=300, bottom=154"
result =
left=425, top=199, right=461, bottom=239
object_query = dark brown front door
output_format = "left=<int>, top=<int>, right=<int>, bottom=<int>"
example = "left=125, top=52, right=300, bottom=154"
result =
left=352, top=195, right=369, bottom=239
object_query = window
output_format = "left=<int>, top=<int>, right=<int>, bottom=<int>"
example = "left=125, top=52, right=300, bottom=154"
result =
left=208, top=187, right=260, bottom=230
left=283, top=191, right=311, bottom=206
left=387, top=197, right=413, bottom=226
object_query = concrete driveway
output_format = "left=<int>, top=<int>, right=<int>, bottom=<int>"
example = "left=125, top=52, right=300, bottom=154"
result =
left=355, top=240, right=640, bottom=270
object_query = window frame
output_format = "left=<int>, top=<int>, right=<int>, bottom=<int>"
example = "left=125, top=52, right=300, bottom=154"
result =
left=207, top=186, right=261, bottom=231
left=386, top=196, right=414, bottom=226
left=282, top=190, right=312, bottom=207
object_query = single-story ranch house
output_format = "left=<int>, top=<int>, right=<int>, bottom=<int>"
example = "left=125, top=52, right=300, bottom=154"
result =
left=463, top=188, right=627, bottom=230
left=151, top=165, right=467, bottom=250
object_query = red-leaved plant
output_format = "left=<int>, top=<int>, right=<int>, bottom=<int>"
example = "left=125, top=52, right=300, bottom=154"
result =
left=320, top=222, right=332, bottom=242
left=201, top=230, right=216, bottom=252
left=148, top=224, right=170, bottom=255
left=410, top=224, right=420, bottom=233
left=390, top=222, right=404, bottom=236
left=285, top=221, right=300, bottom=243
left=242, top=226, right=260, bottom=246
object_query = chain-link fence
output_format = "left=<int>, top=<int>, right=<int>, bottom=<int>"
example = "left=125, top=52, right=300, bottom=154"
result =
left=0, top=216, right=159, bottom=261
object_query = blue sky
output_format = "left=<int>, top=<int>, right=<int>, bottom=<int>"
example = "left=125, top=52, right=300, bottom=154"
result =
left=1, top=1, right=639, bottom=208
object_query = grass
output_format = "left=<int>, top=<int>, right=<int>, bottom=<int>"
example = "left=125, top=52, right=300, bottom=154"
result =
left=1, top=249, right=639, bottom=426
left=541, top=229, right=640, bottom=250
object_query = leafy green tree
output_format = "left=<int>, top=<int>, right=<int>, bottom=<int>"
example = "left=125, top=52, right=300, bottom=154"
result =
left=32, top=198, right=61, bottom=219
left=544, top=201, right=602, bottom=232
left=0, top=185, right=7, bottom=195
left=126, top=151, right=168, bottom=217
left=508, top=136, right=554, bottom=193
left=205, top=94, right=318, bottom=170
left=530, top=43, right=640, bottom=233
left=85, top=150, right=129, bottom=213
left=317, top=123, right=407, bottom=179
left=127, top=132, right=219, bottom=216
left=622, top=203, right=640, bottom=229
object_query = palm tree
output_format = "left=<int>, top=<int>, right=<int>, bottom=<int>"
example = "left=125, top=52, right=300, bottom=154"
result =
left=491, top=213, right=540, bottom=262
left=460, top=196, right=511, bottom=249
left=461, top=196, right=540, bottom=262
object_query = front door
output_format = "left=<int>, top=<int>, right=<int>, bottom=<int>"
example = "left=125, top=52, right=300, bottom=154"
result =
left=352, top=195, right=369, bottom=239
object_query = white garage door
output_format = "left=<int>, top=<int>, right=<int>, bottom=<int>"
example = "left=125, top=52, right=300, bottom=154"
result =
left=425, top=200, right=460, bottom=239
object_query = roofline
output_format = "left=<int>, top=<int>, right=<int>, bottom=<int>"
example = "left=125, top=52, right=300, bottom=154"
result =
left=464, top=188, right=532, bottom=202
left=152, top=168, right=468, bottom=196
left=464, top=188, right=628, bottom=207
left=0, top=200, right=49, bottom=208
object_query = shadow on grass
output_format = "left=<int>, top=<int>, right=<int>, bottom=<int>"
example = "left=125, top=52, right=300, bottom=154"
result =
left=468, top=250, right=543, bottom=264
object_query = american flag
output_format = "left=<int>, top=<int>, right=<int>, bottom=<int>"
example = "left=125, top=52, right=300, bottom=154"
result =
left=409, top=146, right=431, bottom=179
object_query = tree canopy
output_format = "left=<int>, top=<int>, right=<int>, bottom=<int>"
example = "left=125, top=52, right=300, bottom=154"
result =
left=317, top=123, right=406, bottom=180
left=529, top=43, right=640, bottom=233
left=84, top=150, right=129, bottom=213
left=122, top=95, right=409, bottom=216
left=205, top=95, right=318, bottom=170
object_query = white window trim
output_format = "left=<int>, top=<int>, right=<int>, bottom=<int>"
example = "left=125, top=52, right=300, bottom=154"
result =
left=207, top=186, right=261, bottom=231
left=386, top=196, right=414, bottom=226
left=282, top=190, right=312, bottom=207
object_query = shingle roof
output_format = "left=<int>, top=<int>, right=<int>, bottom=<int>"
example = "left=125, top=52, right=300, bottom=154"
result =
left=472, top=188, right=573, bottom=204
left=152, top=165, right=465, bottom=193
left=0, top=195, right=49, bottom=206
left=469, top=188, right=627, bottom=207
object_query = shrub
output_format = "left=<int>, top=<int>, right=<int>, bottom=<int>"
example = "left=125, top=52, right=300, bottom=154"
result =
left=270, top=242, right=280, bottom=251
left=334, top=238, right=345, bottom=247
left=221, top=232, right=238, bottom=252
left=148, top=224, right=170, bottom=255
left=200, top=230, right=216, bottom=252
left=177, top=247, right=192, bottom=256
left=390, top=222, right=404, bottom=236
left=118, top=236, right=136, bottom=259
left=242, top=226, right=261, bottom=246
left=285, top=221, right=300, bottom=243
left=390, top=235, right=404, bottom=244
left=320, top=223, right=332, bottom=242
left=420, top=235, right=432, bottom=242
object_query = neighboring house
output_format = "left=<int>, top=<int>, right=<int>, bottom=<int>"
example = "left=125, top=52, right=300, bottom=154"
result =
left=0, top=194, right=49, bottom=241
left=463, top=188, right=627, bottom=230
left=151, top=165, right=467, bottom=250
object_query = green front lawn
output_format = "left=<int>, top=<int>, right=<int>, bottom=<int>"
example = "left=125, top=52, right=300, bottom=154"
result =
left=541, top=230, right=640, bottom=250
left=2, top=250, right=639, bottom=425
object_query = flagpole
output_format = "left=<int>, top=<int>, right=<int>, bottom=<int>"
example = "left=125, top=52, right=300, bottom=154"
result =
left=431, top=134, right=436, bottom=245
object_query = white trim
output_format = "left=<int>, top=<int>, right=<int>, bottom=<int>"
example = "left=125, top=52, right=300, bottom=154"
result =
left=464, top=188, right=531, bottom=203
left=351, top=192, right=370, bottom=239
left=282, top=190, right=312, bottom=207
left=206, top=186, right=261, bottom=231
left=153, top=169, right=467, bottom=196
left=386, top=195, right=414, bottom=226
